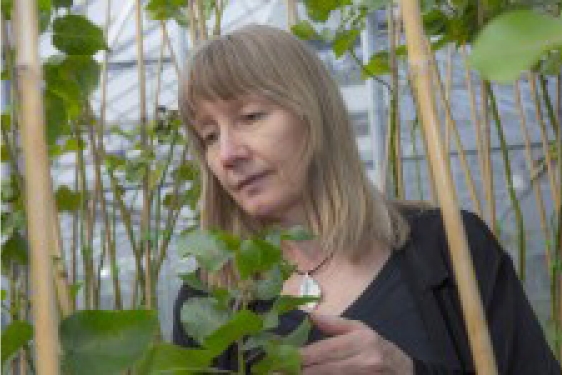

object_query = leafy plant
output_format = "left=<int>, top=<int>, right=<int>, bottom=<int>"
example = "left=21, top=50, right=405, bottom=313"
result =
left=60, top=310, right=158, bottom=375
left=470, top=9, right=562, bottom=83
left=143, top=228, right=317, bottom=374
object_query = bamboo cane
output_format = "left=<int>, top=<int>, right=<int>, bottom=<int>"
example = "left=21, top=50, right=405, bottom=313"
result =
left=444, top=45, right=453, bottom=157
left=387, top=5, right=404, bottom=199
left=135, top=0, right=152, bottom=309
left=461, top=47, right=487, bottom=202
left=529, top=72, right=560, bottom=210
left=13, top=0, right=60, bottom=373
left=475, top=0, right=498, bottom=234
left=480, top=80, right=497, bottom=232
left=188, top=0, right=197, bottom=46
left=196, top=0, right=208, bottom=41
left=429, top=46, right=482, bottom=217
left=486, top=82, right=527, bottom=280
left=286, top=0, right=298, bottom=28
left=75, top=123, right=93, bottom=309
left=556, top=73, right=562, bottom=125
left=161, top=22, right=180, bottom=77
left=4, top=10, right=72, bottom=317
left=406, top=73, right=438, bottom=203
left=71, top=162, right=79, bottom=309
left=538, top=75, right=562, bottom=206
left=399, top=0, right=498, bottom=373
left=212, top=0, right=222, bottom=36
left=514, top=81, right=551, bottom=264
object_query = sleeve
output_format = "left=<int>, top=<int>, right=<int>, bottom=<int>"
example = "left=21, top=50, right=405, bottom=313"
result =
left=462, top=212, right=561, bottom=374
left=172, top=283, right=236, bottom=370
left=172, top=283, right=200, bottom=347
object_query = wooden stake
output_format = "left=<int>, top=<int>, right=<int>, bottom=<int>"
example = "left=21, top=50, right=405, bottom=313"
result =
left=135, top=0, right=152, bottom=309
left=429, top=46, right=482, bottom=217
left=399, top=0, right=498, bottom=373
left=514, top=81, right=551, bottom=268
left=529, top=72, right=560, bottom=210
left=286, top=0, right=298, bottom=28
left=13, top=0, right=60, bottom=373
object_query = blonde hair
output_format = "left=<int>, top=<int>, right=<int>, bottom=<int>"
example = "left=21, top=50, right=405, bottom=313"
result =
left=179, top=24, right=408, bottom=265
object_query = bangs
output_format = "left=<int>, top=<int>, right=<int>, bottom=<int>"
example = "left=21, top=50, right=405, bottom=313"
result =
left=182, top=32, right=291, bottom=124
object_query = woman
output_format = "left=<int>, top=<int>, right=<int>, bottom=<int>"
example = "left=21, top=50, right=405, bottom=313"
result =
left=174, top=24, right=560, bottom=374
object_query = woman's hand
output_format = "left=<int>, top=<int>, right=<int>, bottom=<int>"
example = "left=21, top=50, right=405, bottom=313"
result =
left=300, top=313, right=413, bottom=374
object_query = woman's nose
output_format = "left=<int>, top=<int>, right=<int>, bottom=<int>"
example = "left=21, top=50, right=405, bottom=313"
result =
left=218, top=130, right=247, bottom=167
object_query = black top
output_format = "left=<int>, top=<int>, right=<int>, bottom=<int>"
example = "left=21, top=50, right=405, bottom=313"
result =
left=173, top=208, right=561, bottom=374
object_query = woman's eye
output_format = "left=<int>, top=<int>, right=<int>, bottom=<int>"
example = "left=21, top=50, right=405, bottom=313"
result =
left=202, top=132, right=218, bottom=145
left=241, top=111, right=266, bottom=122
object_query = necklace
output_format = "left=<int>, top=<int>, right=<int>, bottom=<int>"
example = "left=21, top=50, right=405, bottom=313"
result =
left=296, top=252, right=334, bottom=310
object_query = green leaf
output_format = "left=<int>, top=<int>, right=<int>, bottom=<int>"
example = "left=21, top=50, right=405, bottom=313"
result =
left=332, top=29, right=360, bottom=58
left=1, top=320, right=33, bottom=368
left=38, top=0, right=53, bottom=33
left=1, top=177, right=19, bottom=203
left=203, top=309, right=263, bottom=355
left=45, top=91, right=69, bottom=145
left=282, top=318, right=311, bottom=347
left=304, top=0, right=349, bottom=22
left=173, top=162, right=199, bottom=182
left=45, top=57, right=81, bottom=104
left=177, top=230, right=234, bottom=272
left=260, top=309, right=279, bottom=330
left=60, top=55, right=101, bottom=96
left=1, top=112, right=11, bottom=132
left=163, top=192, right=185, bottom=210
left=281, top=226, right=313, bottom=241
left=104, top=153, right=126, bottom=172
left=136, top=343, right=213, bottom=375
left=52, top=14, right=108, bottom=55
left=470, top=10, right=562, bottom=83
left=254, top=266, right=284, bottom=300
left=1, top=144, right=10, bottom=162
left=1, top=0, right=13, bottom=20
left=53, top=0, right=72, bottom=8
left=236, top=238, right=281, bottom=280
left=56, top=185, right=82, bottom=212
left=60, top=310, right=158, bottom=375
left=1, top=210, right=25, bottom=238
left=69, top=282, right=83, bottom=300
left=1, top=289, right=6, bottom=301
left=359, top=0, right=391, bottom=12
left=423, top=9, right=448, bottom=36
left=145, top=0, right=189, bottom=26
left=274, top=295, right=319, bottom=314
left=363, top=51, right=391, bottom=77
left=252, top=343, right=301, bottom=375
left=1, top=232, right=28, bottom=270
left=242, top=331, right=278, bottom=352
left=291, top=20, right=318, bottom=40
left=540, top=49, right=562, bottom=76
left=180, top=296, right=231, bottom=345
left=179, top=271, right=207, bottom=293
left=63, top=137, right=86, bottom=152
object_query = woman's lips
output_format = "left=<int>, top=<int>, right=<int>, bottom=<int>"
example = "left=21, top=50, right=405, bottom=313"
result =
left=236, top=171, right=269, bottom=191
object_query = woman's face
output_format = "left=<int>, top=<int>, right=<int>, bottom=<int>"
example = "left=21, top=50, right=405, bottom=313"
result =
left=193, top=96, right=309, bottom=227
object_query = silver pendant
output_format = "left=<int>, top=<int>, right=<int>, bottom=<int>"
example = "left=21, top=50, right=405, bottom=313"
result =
left=299, top=273, right=322, bottom=310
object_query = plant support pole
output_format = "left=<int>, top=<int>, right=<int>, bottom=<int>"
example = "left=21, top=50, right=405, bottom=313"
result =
left=14, top=0, right=60, bottom=373
left=399, top=0, right=498, bottom=373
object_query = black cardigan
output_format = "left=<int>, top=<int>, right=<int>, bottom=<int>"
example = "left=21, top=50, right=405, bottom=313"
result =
left=401, top=208, right=560, bottom=374
left=173, top=208, right=561, bottom=374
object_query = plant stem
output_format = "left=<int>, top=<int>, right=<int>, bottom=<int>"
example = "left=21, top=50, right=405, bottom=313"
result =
left=486, top=82, right=526, bottom=281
